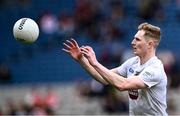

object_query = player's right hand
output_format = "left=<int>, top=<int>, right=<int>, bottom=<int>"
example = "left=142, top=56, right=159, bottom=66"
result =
left=62, top=38, right=83, bottom=61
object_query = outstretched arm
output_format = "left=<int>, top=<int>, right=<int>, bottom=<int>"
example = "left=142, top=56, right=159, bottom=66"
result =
left=81, top=46, right=146, bottom=91
left=78, top=56, right=108, bottom=85
left=62, top=38, right=108, bottom=85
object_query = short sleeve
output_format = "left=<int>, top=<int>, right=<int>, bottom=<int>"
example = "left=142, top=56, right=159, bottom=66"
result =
left=116, top=62, right=128, bottom=77
left=116, top=56, right=138, bottom=77
left=139, top=66, right=161, bottom=88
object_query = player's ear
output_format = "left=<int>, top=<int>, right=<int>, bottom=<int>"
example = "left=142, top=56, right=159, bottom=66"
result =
left=147, top=40, right=154, bottom=48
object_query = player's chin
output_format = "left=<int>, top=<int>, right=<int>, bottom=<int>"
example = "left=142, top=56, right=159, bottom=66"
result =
left=132, top=49, right=136, bottom=54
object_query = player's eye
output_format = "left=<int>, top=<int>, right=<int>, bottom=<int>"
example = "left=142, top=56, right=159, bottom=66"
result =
left=134, top=37, right=140, bottom=41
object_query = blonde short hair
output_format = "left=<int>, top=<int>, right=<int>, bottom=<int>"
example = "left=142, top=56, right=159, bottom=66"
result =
left=138, top=22, right=161, bottom=47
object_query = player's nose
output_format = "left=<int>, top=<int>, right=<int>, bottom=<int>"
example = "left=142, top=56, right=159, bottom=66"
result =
left=131, top=38, right=136, bottom=45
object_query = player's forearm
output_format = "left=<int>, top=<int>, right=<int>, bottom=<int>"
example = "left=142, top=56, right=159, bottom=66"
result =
left=92, top=62, right=126, bottom=90
left=78, top=56, right=109, bottom=85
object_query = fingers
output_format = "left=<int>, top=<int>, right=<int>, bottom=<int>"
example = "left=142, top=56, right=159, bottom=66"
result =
left=66, top=40, right=75, bottom=48
left=71, top=38, right=79, bottom=47
left=80, top=47, right=89, bottom=54
left=81, top=46, right=94, bottom=54
left=62, top=38, right=94, bottom=56
left=63, top=42, right=71, bottom=50
left=62, top=48, right=70, bottom=53
left=80, top=46, right=95, bottom=58
left=63, top=38, right=79, bottom=48
left=62, top=38, right=78, bottom=50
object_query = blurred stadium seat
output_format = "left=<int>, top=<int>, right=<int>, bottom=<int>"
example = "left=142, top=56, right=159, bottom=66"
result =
left=0, top=0, right=180, bottom=114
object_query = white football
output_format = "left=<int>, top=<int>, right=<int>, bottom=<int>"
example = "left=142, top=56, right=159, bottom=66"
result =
left=13, top=18, right=39, bottom=44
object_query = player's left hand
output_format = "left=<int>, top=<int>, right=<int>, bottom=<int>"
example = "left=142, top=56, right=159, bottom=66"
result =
left=80, top=46, right=98, bottom=66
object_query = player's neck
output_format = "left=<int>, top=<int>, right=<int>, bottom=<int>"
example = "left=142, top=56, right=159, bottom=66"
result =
left=139, top=50, right=155, bottom=65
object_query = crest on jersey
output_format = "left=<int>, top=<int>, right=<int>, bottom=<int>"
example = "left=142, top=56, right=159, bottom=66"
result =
left=129, top=68, right=134, bottom=73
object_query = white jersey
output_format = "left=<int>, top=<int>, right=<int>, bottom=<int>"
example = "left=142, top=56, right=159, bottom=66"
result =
left=117, top=56, right=168, bottom=115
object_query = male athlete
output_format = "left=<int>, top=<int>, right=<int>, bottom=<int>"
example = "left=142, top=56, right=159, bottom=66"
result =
left=62, top=22, right=168, bottom=115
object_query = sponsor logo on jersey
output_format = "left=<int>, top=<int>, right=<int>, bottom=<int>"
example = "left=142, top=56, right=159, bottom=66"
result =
left=128, top=89, right=139, bottom=100
left=143, top=71, right=152, bottom=77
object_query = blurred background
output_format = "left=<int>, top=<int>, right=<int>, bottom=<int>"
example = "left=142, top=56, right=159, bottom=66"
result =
left=0, top=0, right=180, bottom=115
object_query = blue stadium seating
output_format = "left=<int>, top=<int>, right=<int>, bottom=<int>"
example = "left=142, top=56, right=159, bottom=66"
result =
left=0, top=0, right=180, bottom=83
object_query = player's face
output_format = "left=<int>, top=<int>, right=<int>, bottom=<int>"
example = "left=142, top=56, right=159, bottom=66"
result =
left=131, top=30, right=149, bottom=56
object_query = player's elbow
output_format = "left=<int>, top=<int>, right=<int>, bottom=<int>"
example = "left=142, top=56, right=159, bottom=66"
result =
left=114, top=79, right=131, bottom=91
left=114, top=80, right=145, bottom=91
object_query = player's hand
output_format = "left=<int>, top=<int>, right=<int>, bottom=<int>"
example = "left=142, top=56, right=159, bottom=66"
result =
left=80, top=46, right=98, bottom=66
left=62, top=38, right=83, bottom=61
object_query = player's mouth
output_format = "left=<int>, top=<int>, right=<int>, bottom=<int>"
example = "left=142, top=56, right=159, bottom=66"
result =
left=132, top=46, right=137, bottom=50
